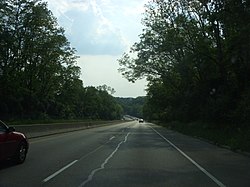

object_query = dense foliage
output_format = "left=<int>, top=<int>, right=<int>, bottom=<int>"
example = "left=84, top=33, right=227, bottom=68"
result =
left=116, top=97, right=145, bottom=118
left=119, top=0, right=250, bottom=127
left=0, top=0, right=122, bottom=120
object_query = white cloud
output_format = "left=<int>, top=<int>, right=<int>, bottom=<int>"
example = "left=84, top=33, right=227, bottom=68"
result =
left=46, top=0, right=89, bottom=17
left=59, top=8, right=126, bottom=55
left=45, top=0, right=147, bottom=55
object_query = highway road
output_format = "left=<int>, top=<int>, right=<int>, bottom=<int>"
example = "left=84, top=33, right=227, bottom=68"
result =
left=0, top=121, right=250, bottom=187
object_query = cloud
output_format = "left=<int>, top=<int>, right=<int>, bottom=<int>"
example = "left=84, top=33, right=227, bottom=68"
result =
left=45, top=0, right=129, bottom=55
left=45, top=0, right=147, bottom=55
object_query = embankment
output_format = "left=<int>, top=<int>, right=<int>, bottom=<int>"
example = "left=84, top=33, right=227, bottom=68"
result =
left=13, top=120, right=123, bottom=139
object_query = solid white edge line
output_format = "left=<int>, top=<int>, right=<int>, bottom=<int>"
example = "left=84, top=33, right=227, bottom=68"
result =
left=149, top=126, right=226, bottom=187
left=43, top=160, right=78, bottom=183
left=109, top=136, right=115, bottom=141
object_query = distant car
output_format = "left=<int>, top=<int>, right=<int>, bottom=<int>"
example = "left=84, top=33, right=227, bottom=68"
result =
left=139, top=119, right=144, bottom=123
left=0, top=120, right=29, bottom=164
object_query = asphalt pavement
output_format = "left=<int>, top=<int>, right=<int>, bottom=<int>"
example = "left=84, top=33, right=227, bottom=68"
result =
left=0, top=121, right=250, bottom=187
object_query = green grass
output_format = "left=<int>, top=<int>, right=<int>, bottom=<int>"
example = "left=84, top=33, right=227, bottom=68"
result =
left=157, top=121, right=250, bottom=153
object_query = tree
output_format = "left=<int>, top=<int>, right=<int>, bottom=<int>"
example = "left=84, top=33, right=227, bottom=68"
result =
left=0, top=0, right=80, bottom=119
left=116, top=97, right=145, bottom=118
left=83, top=86, right=122, bottom=120
left=97, top=84, right=116, bottom=95
left=118, top=0, right=250, bottom=125
left=0, top=0, right=125, bottom=121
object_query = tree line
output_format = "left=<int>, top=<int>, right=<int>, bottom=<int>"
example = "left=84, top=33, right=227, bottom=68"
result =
left=0, top=0, right=122, bottom=121
left=119, top=0, right=250, bottom=128
left=116, top=97, right=145, bottom=119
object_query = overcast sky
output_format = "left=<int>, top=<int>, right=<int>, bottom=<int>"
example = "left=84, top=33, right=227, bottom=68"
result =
left=45, top=0, right=148, bottom=97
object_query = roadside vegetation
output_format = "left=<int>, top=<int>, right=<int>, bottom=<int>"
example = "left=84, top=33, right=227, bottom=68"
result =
left=119, top=0, right=250, bottom=152
left=0, top=0, right=122, bottom=121
left=116, top=97, right=145, bottom=119
left=158, top=121, right=250, bottom=153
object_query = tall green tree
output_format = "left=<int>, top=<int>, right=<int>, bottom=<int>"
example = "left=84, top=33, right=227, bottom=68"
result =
left=83, top=86, right=122, bottom=120
left=0, top=0, right=79, bottom=119
left=119, top=0, right=250, bottom=124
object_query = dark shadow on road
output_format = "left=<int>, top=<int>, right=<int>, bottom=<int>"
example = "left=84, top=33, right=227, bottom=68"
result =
left=0, top=160, right=17, bottom=170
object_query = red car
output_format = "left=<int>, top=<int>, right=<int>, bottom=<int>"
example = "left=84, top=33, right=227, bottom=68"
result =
left=0, top=120, right=29, bottom=164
